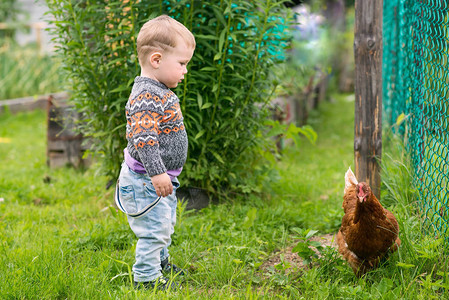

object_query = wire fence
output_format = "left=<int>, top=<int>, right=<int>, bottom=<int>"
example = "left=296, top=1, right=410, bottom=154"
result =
left=383, top=0, right=449, bottom=239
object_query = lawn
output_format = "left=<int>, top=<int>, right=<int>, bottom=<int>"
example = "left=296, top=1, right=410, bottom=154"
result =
left=0, top=95, right=447, bottom=299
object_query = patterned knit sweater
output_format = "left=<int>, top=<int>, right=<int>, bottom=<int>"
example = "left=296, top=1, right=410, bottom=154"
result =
left=125, top=76, right=188, bottom=177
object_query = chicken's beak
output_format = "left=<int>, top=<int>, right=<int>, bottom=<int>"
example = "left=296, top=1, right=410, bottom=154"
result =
left=358, top=196, right=365, bottom=203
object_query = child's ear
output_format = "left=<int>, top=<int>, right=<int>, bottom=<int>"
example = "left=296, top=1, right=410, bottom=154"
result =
left=149, top=52, right=162, bottom=68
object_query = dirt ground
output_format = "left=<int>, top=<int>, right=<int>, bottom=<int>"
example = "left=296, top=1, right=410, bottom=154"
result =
left=260, top=233, right=337, bottom=271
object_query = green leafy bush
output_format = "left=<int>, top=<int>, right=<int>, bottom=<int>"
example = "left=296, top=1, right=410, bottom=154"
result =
left=46, top=0, right=293, bottom=195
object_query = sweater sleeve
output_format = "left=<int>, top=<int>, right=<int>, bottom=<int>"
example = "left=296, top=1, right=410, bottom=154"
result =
left=126, top=91, right=167, bottom=177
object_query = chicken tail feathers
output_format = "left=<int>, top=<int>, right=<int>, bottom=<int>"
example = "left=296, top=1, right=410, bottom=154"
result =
left=345, top=167, right=358, bottom=194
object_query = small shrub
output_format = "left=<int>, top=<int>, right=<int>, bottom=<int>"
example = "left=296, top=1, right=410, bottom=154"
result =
left=46, top=0, right=294, bottom=196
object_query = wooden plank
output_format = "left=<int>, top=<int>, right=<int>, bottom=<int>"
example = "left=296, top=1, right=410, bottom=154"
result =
left=354, top=0, right=383, bottom=199
left=0, top=92, right=68, bottom=114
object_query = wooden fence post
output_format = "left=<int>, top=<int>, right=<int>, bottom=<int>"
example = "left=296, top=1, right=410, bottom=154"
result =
left=47, top=95, right=91, bottom=169
left=354, top=0, right=383, bottom=199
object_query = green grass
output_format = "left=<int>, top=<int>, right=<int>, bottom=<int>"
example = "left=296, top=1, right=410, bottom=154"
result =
left=0, top=39, right=63, bottom=100
left=0, top=96, right=448, bottom=299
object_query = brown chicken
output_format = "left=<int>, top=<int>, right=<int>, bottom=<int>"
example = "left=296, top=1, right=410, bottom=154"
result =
left=337, top=167, right=401, bottom=276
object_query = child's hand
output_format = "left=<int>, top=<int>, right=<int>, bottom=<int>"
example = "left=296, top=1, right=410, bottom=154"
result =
left=151, top=173, right=173, bottom=197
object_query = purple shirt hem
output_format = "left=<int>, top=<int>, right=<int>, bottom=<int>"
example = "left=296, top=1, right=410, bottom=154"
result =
left=123, top=148, right=182, bottom=180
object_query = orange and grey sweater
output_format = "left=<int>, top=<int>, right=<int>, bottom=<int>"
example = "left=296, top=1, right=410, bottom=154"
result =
left=125, top=76, right=188, bottom=177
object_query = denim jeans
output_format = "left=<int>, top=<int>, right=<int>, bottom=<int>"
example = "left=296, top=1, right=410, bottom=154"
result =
left=117, top=162, right=179, bottom=282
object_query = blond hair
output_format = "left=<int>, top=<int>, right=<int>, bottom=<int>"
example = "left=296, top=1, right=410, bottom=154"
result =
left=137, top=15, right=195, bottom=66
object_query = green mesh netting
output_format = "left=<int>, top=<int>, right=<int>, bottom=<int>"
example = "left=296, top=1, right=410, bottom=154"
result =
left=383, top=0, right=449, bottom=239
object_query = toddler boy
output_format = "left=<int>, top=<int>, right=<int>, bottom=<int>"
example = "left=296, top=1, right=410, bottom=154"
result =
left=115, top=15, right=195, bottom=291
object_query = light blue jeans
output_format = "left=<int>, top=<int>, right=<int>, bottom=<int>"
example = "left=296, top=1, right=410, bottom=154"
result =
left=117, top=162, right=179, bottom=282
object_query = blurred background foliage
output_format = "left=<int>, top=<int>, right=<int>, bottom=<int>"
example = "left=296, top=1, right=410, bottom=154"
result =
left=0, top=0, right=61, bottom=100
left=0, top=0, right=20, bottom=39
left=0, top=39, right=62, bottom=100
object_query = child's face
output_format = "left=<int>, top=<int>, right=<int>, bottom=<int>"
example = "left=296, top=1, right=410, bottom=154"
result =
left=157, top=39, right=194, bottom=88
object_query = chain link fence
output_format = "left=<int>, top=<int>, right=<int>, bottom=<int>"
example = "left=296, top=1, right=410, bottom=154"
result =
left=383, top=0, right=449, bottom=239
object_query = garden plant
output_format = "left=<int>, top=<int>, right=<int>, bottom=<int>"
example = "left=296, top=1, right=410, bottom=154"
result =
left=45, top=0, right=316, bottom=196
